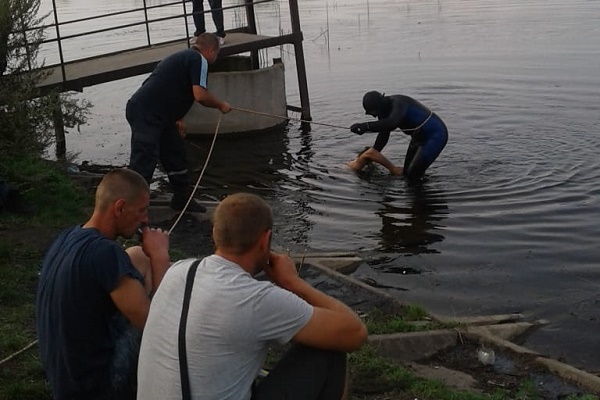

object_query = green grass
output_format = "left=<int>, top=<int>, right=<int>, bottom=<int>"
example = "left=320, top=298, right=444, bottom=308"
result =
left=0, top=155, right=89, bottom=400
left=363, top=307, right=463, bottom=335
left=0, top=155, right=90, bottom=226
left=0, top=241, right=52, bottom=400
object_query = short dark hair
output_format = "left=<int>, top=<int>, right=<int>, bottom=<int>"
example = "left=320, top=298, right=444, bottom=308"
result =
left=95, top=168, right=149, bottom=211
left=213, top=193, right=273, bottom=255
left=195, top=32, right=220, bottom=52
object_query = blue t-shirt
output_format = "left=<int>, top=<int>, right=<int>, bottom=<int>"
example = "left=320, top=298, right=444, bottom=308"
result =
left=36, top=226, right=143, bottom=400
left=128, top=48, right=209, bottom=124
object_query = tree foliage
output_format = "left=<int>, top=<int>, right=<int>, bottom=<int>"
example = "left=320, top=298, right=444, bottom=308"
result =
left=0, top=0, right=91, bottom=158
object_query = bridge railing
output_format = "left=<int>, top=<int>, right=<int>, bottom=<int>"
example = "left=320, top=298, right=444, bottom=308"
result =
left=17, top=0, right=276, bottom=82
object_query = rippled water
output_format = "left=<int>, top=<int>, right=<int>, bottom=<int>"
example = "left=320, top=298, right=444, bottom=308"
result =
left=42, top=0, right=600, bottom=369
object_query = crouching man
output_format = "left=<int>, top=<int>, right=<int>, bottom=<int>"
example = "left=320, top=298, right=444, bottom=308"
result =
left=137, top=192, right=368, bottom=399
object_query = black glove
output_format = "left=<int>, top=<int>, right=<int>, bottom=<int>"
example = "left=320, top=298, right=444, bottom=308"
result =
left=350, top=123, right=369, bottom=135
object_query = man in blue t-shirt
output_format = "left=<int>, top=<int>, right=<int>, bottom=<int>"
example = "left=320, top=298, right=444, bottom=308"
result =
left=348, top=91, right=448, bottom=181
left=36, top=168, right=171, bottom=400
left=127, top=32, right=231, bottom=213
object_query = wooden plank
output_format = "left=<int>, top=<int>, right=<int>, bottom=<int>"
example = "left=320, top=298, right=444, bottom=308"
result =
left=36, top=32, right=287, bottom=92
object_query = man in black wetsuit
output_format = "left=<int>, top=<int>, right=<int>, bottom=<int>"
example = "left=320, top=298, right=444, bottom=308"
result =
left=127, top=33, right=231, bottom=213
left=348, top=91, right=448, bottom=181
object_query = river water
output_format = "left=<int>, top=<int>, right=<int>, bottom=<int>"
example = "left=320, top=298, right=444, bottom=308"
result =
left=40, top=0, right=600, bottom=370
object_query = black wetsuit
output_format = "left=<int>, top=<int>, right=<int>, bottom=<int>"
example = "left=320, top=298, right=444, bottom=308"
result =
left=363, top=95, right=448, bottom=180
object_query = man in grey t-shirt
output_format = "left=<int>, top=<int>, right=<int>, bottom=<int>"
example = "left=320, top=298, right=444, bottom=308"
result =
left=137, top=193, right=367, bottom=400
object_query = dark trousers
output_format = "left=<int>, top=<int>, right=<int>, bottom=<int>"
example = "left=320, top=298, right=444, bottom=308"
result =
left=126, top=101, right=189, bottom=193
left=106, top=323, right=141, bottom=400
left=192, top=0, right=225, bottom=37
left=252, top=345, right=347, bottom=400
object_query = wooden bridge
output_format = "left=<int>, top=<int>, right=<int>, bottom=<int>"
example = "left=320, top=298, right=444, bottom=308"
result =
left=17, top=0, right=311, bottom=158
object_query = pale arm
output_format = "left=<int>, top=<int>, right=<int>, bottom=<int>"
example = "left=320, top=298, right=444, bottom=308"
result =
left=348, top=147, right=403, bottom=175
left=264, top=253, right=368, bottom=352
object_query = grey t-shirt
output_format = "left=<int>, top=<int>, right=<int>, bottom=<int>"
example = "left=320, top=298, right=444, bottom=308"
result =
left=137, top=255, right=313, bottom=400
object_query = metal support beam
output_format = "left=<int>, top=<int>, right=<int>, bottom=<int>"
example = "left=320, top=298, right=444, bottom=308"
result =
left=288, top=0, right=311, bottom=121
left=52, top=93, right=66, bottom=160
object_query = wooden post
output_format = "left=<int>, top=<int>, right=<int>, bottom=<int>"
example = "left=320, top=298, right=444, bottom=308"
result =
left=288, top=0, right=311, bottom=122
left=52, top=93, right=66, bottom=160
left=244, top=0, right=260, bottom=69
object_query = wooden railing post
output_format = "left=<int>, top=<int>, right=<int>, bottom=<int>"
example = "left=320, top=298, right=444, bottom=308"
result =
left=289, top=0, right=311, bottom=121
left=51, top=0, right=66, bottom=83
left=244, top=0, right=259, bottom=69
left=142, top=0, right=151, bottom=45
left=52, top=93, right=66, bottom=160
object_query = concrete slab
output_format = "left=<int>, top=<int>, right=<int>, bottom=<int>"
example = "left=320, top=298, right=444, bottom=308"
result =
left=368, top=330, right=459, bottom=362
left=467, top=321, right=549, bottom=342
left=434, top=313, right=524, bottom=326
left=305, top=261, right=408, bottom=309
left=406, top=362, right=480, bottom=392
left=464, top=330, right=540, bottom=356
left=301, top=257, right=363, bottom=274
left=536, top=357, right=600, bottom=394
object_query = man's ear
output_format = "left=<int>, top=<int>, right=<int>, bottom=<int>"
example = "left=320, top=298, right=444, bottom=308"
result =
left=266, top=229, right=272, bottom=250
left=114, top=199, right=126, bottom=216
left=260, top=229, right=272, bottom=252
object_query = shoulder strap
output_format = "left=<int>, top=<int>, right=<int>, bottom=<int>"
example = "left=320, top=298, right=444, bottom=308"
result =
left=178, top=259, right=201, bottom=400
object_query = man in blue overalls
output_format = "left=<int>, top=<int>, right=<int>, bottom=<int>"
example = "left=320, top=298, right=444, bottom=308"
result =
left=126, top=33, right=231, bottom=212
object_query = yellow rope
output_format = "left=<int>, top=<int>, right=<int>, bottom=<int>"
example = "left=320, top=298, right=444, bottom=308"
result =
left=402, top=111, right=433, bottom=132
left=0, top=339, right=37, bottom=366
left=232, top=106, right=351, bottom=130
left=168, top=113, right=222, bottom=235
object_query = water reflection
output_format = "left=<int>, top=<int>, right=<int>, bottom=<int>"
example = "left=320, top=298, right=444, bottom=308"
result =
left=375, top=182, right=448, bottom=255
left=182, top=126, right=291, bottom=196
left=296, top=124, right=314, bottom=163
left=375, top=184, right=448, bottom=255
left=180, top=125, right=316, bottom=247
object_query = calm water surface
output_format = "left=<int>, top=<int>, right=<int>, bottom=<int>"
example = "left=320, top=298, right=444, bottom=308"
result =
left=42, top=0, right=600, bottom=369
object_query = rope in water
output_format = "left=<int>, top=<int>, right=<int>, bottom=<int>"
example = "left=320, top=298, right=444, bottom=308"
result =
left=232, top=106, right=351, bottom=130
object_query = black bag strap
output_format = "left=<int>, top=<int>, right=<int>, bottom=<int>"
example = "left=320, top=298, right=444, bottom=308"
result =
left=178, top=259, right=201, bottom=400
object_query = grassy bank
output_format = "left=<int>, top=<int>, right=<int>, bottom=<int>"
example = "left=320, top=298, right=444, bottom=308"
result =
left=0, top=156, right=89, bottom=400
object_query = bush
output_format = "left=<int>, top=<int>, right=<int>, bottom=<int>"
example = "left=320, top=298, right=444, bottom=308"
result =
left=0, top=0, right=91, bottom=159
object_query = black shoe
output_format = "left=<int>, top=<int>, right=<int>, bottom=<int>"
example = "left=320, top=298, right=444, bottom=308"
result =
left=170, top=193, right=206, bottom=213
